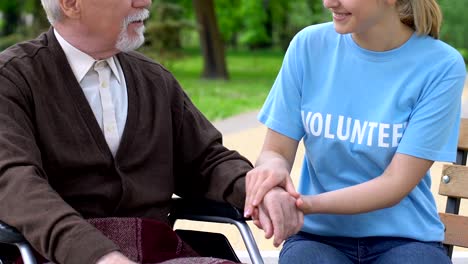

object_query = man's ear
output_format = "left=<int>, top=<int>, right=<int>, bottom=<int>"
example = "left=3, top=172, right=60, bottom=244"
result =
left=59, top=0, right=81, bottom=19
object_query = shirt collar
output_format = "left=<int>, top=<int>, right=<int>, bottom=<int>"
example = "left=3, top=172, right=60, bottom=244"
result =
left=54, top=29, right=121, bottom=84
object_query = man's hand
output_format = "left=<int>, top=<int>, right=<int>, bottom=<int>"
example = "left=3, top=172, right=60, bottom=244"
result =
left=96, top=251, right=137, bottom=264
left=255, top=187, right=303, bottom=247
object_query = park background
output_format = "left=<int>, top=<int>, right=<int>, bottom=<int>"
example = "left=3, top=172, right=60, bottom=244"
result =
left=1, top=0, right=467, bottom=263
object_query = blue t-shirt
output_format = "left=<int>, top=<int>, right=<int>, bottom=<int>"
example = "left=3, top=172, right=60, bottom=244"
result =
left=258, top=22, right=467, bottom=241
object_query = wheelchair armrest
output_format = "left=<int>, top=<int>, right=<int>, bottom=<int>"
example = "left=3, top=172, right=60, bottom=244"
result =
left=0, top=221, right=27, bottom=244
left=169, top=198, right=247, bottom=223
left=0, top=221, right=37, bottom=264
left=169, top=198, right=264, bottom=264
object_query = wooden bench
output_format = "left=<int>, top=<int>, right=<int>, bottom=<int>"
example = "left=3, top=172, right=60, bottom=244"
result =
left=439, top=164, right=468, bottom=258
left=438, top=118, right=468, bottom=258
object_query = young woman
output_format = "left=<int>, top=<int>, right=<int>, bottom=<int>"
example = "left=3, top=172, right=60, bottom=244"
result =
left=245, top=0, right=467, bottom=263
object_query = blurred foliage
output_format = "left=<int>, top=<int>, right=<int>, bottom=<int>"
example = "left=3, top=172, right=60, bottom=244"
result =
left=459, top=49, right=467, bottom=64
left=439, top=0, right=468, bottom=63
left=0, top=0, right=22, bottom=35
left=145, top=0, right=194, bottom=65
left=237, top=0, right=270, bottom=48
left=269, top=0, right=330, bottom=50
left=0, top=0, right=48, bottom=46
left=0, top=0, right=466, bottom=60
left=145, top=48, right=284, bottom=120
left=213, top=0, right=243, bottom=47
left=0, top=33, right=24, bottom=50
left=0, top=0, right=465, bottom=120
left=142, top=0, right=329, bottom=51
left=213, top=0, right=330, bottom=50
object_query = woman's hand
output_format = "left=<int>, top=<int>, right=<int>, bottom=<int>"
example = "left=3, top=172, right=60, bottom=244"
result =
left=245, top=158, right=298, bottom=217
left=244, top=129, right=300, bottom=218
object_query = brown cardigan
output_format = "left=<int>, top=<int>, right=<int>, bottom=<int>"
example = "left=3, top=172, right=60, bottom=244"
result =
left=0, top=28, right=252, bottom=264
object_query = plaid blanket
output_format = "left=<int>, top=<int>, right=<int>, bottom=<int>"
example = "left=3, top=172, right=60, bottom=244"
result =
left=18, top=217, right=239, bottom=264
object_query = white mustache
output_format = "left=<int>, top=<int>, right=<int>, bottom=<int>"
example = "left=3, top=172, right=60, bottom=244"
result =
left=124, top=9, right=150, bottom=25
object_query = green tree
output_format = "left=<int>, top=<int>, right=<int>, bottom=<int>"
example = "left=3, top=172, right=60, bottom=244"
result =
left=439, top=0, right=468, bottom=51
left=0, top=0, right=49, bottom=49
left=269, top=0, right=329, bottom=50
left=215, top=0, right=243, bottom=48
left=0, top=1, right=22, bottom=36
left=145, top=1, right=193, bottom=60
left=238, top=0, right=270, bottom=48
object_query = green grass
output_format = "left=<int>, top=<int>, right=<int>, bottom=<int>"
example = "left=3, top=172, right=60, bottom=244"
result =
left=142, top=49, right=284, bottom=121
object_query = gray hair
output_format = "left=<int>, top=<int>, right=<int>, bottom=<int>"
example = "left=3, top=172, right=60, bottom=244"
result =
left=41, top=0, right=63, bottom=24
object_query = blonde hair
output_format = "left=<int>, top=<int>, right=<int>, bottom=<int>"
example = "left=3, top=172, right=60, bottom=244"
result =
left=397, top=0, right=442, bottom=39
left=41, top=0, right=63, bottom=25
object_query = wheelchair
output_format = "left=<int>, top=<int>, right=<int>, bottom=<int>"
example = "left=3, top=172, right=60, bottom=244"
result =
left=0, top=198, right=264, bottom=264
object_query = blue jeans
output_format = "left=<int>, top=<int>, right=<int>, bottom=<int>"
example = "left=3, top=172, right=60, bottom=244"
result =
left=279, top=232, right=452, bottom=264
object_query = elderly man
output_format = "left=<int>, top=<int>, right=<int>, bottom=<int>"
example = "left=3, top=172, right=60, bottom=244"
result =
left=0, top=0, right=304, bottom=263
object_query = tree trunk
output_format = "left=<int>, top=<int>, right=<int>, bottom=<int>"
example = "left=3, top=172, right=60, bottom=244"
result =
left=192, top=0, right=229, bottom=80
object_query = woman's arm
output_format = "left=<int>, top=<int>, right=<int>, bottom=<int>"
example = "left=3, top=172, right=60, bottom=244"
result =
left=244, top=129, right=300, bottom=217
left=297, top=153, right=434, bottom=214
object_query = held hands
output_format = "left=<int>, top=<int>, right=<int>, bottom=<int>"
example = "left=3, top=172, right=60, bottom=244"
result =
left=96, top=251, right=138, bottom=264
left=244, top=141, right=303, bottom=247
left=254, top=187, right=304, bottom=247
left=244, top=160, right=300, bottom=218
left=296, top=195, right=315, bottom=214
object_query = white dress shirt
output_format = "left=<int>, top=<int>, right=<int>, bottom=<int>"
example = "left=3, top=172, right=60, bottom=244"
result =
left=54, top=29, right=128, bottom=156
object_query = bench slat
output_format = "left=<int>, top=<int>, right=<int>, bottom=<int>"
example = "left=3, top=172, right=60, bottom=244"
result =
left=439, top=213, right=468, bottom=248
left=439, top=164, right=468, bottom=199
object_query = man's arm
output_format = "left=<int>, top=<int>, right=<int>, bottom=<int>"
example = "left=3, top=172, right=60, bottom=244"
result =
left=170, top=77, right=252, bottom=209
left=221, top=174, right=247, bottom=209
left=0, top=75, right=118, bottom=264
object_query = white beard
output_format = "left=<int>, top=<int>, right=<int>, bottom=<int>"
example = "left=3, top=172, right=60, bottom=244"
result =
left=116, top=9, right=149, bottom=52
